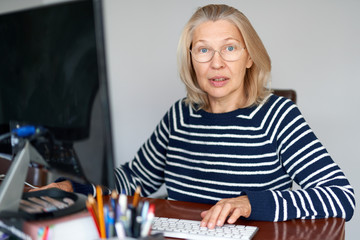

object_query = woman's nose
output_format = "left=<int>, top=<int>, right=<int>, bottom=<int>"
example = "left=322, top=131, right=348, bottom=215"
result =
left=210, top=51, right=225, bottom=69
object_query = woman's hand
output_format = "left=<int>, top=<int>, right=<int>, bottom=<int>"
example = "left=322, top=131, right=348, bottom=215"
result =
left=28, top=180, right=73, bottom=192
left=200, top=195, right=251, bottom=229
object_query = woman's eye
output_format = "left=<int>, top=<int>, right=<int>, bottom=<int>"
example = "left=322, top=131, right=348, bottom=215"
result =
left=226, top=46, right=235, bottom=51
left=199, top=48, right=208, bottom=54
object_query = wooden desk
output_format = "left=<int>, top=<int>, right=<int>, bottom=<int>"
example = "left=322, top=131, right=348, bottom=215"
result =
left=0, top=156, right=345, bottom=240
left=140, top=197, right=345, bottom=240
left=17, top=196, right=346, bottom=240
left=2, top=193, right=345, bottom=239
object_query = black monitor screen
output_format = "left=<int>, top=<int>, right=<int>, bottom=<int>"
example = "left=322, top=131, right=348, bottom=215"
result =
left=0, top=0, right=115, bottom=188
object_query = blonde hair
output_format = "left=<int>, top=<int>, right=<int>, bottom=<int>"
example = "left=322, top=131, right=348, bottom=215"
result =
left=177, top=4, right=271, bottom=109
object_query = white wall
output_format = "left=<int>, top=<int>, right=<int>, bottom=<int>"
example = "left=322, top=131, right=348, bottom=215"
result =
left=1, top=0, right=359, bottom=238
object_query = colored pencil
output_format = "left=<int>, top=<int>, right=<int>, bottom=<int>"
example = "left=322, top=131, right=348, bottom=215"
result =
left=96, top=185, right=106, bottom=239
left=86, top=198, right=101, bottom=237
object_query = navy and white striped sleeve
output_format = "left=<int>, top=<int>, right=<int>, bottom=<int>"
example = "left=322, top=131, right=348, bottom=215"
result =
left=113, top=107, right=171, bottom=196
left=246, top=101, right=355, bottom=221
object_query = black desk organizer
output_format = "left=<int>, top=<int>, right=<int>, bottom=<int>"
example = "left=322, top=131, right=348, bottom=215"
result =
left=0, top=188, right=86, bottom=220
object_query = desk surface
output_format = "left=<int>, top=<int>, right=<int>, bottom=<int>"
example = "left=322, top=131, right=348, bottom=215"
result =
left=0, top=155, right=345, bottom=240
left=17, top=196, right=346, bottom=240
left=139, top=197, right=345, bottom=240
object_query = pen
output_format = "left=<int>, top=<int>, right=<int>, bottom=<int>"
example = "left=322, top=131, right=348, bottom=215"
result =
left=86, top=199, right=101, bottom=237
left=20, top=199, right=44, bottom=213
left=107, top=209, right=115, bottom=238
left=27, top=197, right=57, bottom=212
left=104, top=205, right=109, bottom=238
left=133, top=201, right=144, bottom=238
left=111, top=190, right=118, bottom=221
left=140, top=203, right=155, bottom=237
left=116, top=202, right=122, bottom=222
left=128, top=205, right=136, bottom=237
left=141, top=201, right=149, bottom=224
left=96, top=185, right=106, bottom=239
left=125, top=207, right=134, bottom=237
left=132, top=185, right=141, bottom=208
left=62, top=197, right=75, bottom=206
left=41, top=196, right=68, bottom=209
left=88, top=195, right=99, bottom=221
left=115, top=221, right=125, bottom=239
left=119, top=189, right=127, bottom=217
left=42, top=226, right=49, bottom=240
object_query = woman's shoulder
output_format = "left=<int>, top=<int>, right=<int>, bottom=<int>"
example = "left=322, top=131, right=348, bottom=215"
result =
left=260, top=93, right=300, bottom=116
left=262, top=93, right=306, bottom=124
left=264, top=93, right=297, bottom=108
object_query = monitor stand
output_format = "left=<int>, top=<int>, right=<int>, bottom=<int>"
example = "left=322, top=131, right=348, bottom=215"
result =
left=0, top=140, right=86, bottom=220
left=0, top=140, right=45, bottom=213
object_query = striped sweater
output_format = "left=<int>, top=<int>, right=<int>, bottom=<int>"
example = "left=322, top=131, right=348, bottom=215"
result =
left=111, top=94, right=355, bottom=221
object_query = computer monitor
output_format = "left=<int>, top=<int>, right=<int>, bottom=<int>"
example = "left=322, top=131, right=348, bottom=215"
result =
left=0, top=0, right=115, bottom=214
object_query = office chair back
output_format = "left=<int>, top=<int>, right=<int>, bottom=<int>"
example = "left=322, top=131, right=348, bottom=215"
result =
left=272, top=89, right=297, bottom=104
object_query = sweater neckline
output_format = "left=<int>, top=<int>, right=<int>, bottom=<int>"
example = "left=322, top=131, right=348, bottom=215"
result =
left=194, top=104, right=258, bottom=119
left=187, top=94, right=273, bottom=119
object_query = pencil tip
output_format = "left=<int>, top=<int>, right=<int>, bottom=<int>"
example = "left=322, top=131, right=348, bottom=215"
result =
left=111, top=189, right=118, bottom=198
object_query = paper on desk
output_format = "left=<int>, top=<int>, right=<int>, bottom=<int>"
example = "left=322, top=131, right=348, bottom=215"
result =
left=23, top=211, right=99, bottom=240
left=48, top=215, right=99, bottom=240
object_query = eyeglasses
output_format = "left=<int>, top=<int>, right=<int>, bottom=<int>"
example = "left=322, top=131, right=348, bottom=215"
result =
left=190, top=43, right=246, bottom=63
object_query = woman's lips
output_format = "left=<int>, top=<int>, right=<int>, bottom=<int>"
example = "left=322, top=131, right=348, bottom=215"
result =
left=209, top=77, right=229, bottom=87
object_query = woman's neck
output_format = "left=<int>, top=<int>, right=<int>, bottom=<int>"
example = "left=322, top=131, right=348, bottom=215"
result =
left=206, top=97, right=248, bottom=113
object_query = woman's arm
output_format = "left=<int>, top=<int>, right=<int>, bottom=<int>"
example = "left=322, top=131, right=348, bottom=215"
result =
left=29, top=180, right=73, bottom=192
left=31, top=104, right=174, bottom=197
left=247, top=101, right=355, bottom=221
left=112, top=107, right=172, bottom=197
left=200, top=99, right=355, bottom=227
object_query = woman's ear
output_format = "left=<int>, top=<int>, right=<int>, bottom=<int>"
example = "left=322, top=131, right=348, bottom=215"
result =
left=246, top=56, right=253, bottom=69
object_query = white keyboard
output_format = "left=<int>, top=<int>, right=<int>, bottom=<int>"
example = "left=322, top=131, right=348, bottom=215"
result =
left=151, top=217, right=258, bottom=240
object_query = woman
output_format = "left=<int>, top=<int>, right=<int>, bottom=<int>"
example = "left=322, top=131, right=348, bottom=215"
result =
left=39, top=4, right=355, bottom=228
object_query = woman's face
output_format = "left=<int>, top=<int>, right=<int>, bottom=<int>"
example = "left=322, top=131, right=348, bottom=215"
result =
left=191, top=20, right=253, bottom=111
